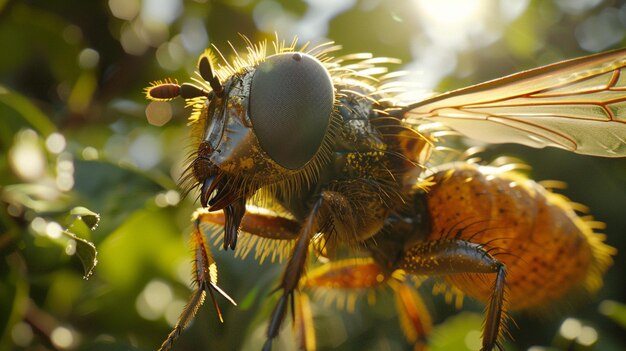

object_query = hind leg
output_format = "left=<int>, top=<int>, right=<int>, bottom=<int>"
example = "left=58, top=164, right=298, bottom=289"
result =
left=302, top=258, right=433, bottom=350
left=398, top=239, right=507, bottom=351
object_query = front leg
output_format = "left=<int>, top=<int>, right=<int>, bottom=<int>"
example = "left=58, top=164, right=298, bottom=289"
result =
left=263, top=187, right=368, bottom=351
left=159, top=212, right=236, bottom=351
left=262, top=195, right=324, bottom=351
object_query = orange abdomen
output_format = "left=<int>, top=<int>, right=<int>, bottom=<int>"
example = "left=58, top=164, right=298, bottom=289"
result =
left=426, top=163, right=614, bottom=311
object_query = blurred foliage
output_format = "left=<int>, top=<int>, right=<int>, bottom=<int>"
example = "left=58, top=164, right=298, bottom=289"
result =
left=1, top=0, right=626, bottom=351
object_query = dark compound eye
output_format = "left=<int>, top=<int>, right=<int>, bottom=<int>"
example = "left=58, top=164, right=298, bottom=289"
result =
left=249, top=52, right=334, bottom=170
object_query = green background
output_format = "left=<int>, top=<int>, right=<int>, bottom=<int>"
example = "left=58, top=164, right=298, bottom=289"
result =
left=1, top=1, right=625, bottom=350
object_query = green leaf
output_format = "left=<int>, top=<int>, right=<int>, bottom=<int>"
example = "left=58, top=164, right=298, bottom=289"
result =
left=599, top=300, right=626, bottom=330
left=69, top=206, right=101, bottom=230
left=1, top=183, right=70, bottom=213
left=0, top=86, right=56, bottom=137
left=63, top=207, right=101, bottom=278
left=62, top=229, right=98, bottom=279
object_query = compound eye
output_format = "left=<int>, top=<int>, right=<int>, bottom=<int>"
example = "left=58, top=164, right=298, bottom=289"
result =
left=249, top=52, right=334, bottom=170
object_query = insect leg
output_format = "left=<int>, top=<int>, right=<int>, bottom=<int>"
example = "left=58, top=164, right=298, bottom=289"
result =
left=389, top=280, right=432, bottom=350
left=158, top=213, right=236, bottom=351
left=263, top=195, right=328, bottom=351
left=397, top=239, right=506, bottom=351
left=294, top=292, right=315, bottom=351
left=303, top=259, right=432, bottom=349
left=195, top=207, right=300, bottom=240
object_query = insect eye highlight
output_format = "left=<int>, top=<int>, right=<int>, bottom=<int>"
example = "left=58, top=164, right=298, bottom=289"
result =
left=248, top=52, right=334, bottom=170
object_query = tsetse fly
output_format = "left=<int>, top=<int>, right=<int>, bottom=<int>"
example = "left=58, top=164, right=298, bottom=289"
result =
left=145, top=37, right=623, bottom=351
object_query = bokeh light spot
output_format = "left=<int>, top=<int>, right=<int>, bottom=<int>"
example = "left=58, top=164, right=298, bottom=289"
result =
left=560, top=318, right=582, bottom=340
left=147, top=280, right=173, bottom=307
left=464, top=329, right=481, bottom=350
left=141, top=0, right=182, bottom=25
left=46, top=133, right=67, bottom=154
left=56, top=153, right=75, bottom=191
left=577, top=326, right=598, bottom=346
left=406, top=0, right=529, bottom=90
left=82, top=146, right=99, bottom=160
left=155, top=193, right=168, bottom=207
left=555, top=0, right=602, bottom=15
left=11, top=322, right=34, bottom=347
left=128, top=134, right=162, bottom=170
left=500, top=0, right=530, bottom=20
left=120, top=21, right=149, bottom=55
left=109, top=0, right=140, bottom=20
left=575, top=7, right=624, bottom=52
left=62, top=25, right=83, bottom=44
left=30, top=217, right=47, bottom=236
left=155, top=190, right=180, bottom=207
left=180, top=17, right=208, bottom=54
left=165, top=190, right=180, bottom=205
left=165, top=300, right=187, bottom=327
left=56, top=174, right=75, bottom=192
left=50, top=326, right=75, bottom=349
left=176, top=260, right=192, bottom=286
left=156, top=40, right=185, bottom=71
left=9, top=129, right=46, bottom=181
left=78, top=48, right=100, bottom=69
left=414, top=0, right=485, bottom=26
left=46, top=221, right=63, bottom=239
left=145, top=101, right=173, bottom=126
left=65, top=239, right=77, bottom=255
left=136, top=279, right=175, bottom=320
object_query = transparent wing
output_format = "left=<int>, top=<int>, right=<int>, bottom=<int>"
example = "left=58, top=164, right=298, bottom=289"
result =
left=403, top=48, right=626, bottom=157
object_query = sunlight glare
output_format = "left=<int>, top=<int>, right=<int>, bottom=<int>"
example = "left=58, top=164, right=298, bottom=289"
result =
left=413, top=0, right=485, bottom=26
left=9, top=130, right=46, bottom=181
left=405, top=0, right=529, bottom=91
left=411, top=0, right=494, bottom=50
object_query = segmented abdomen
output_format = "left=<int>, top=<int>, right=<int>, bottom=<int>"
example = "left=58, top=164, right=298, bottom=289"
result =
left=425, top=163, right=614, bottom=311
